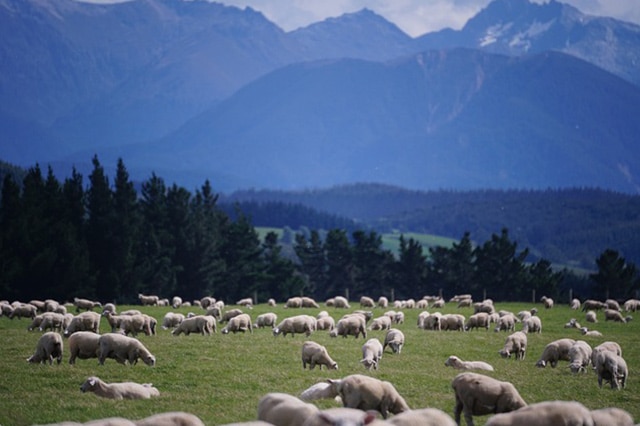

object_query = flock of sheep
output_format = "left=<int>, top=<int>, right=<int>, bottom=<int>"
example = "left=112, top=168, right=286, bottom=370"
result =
left=2, top=293, right=639, bottom=425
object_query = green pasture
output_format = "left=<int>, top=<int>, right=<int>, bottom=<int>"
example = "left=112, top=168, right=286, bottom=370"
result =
left=0, top=301, right=638, bottom=425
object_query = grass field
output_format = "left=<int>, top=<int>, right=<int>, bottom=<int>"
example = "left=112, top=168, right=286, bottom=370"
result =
left=0, top=301, right=638, bottom=425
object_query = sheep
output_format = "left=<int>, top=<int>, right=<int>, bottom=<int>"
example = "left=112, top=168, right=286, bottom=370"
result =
left=333, top=296, right=351, bottom=309
left=220, top=308, right=244, bottom=323
left=439, top=314, right=464, bottom=331
left=302, top=408, right=381, bottom=426
left=570, top=298, right=581, bottom=310
left=171, top=296, right=183, bottom=308
left=382, top=328, right=405, bottom=354
left=568, top=340, right=593, bottom=373
left=361, top=338, right=383, bottom=370
left=385, top=408, right=456, bottom=426
left=605, top=299, right=621, bottom=311
left=416, top=299, right=429, bottom=309
left=172, top=315, right=216, bottom=336
left=430, top=298, right=445, bottom=309
left=394, top=311, right=405, bottom=324
left=301, top=297, right=319, bottom=308
left=162, top=312, right=185, bottom=329
left=485, top=401, right=593, bottom=426
left=200, top=296, right=216, bottom=309
left=9, top=303, right=37, bottom=319
left=499, top=331, right=527, bottom=360
left=300, top=382, right=340, bottom=402
left=330, top=314, right=366, bottom=339
left=27, top=331, right=64, bottom=365
left=236, top=297, right=253, bottom=307
left=302, top=341, right=338, bottom=370
left=222, top=313, right=252, bottom=334
left=604, top=309, right=628, bottom=323
left=521, top=316, right=542, bottom=334
left=580, top=327, right=603, bottom=337
left=102, top=303, right=117, bottom=314
left=0, top=301, right=14, bottom=317
left=80, top=376, right=159, bottom=400
left=623, top=298, right=639, bottom=312
left=98, top=333, right=156, bottom=366
left=586, top=310, right=598, bottom=323
left=254, top=312, right=278, bottom=329
left=535, top=338, right=575, bottom=368
left=120, top=309, right=142, bottom=316
left=316, top=315, right=335, bottom=331
left=68, top=331, right=101, bottom=364
left=595, top=351, right=628, bottom=389
left=540, top=296, right=554, bottom=309
left=494, top=315, right=515, bottom=333
left=457, top=298, right=473, bottom=308
left=369, top=316, right=392, bottom=331
left=327, top=374, right=410, bottom=419
left=267, top=298, right=277, bottom=307
left=118, top=313, right=151, bottom=336
left=64, top=311, right=101, bottom=337
left=465, top=313, right=490, bottom=331
left=27, top=314, right=46, bottom=331
left=473, top=301, right=495, bottom=315
left=591, top=341, right=622, bottom=368
left=134, top=411, right=206, bottom=426
left=423, top=312, right=443, bottom=331
left=564, top=318, right=581, bottom=329
left=590, top=407, right=634, bottom=426
left=377, top=296, right=389, bottom=308
left=138, top=293, right=159, bottom=306
left=73, top=298, right=102, bottom=312
left=445, top=355, right=494, bottom=372
left=582, top=299, right=606, bottom=311
left=451, top=372, right=527, bottom=426
left=516, top=310, right=532, bottom=321
left=273, top=315, right=316, bottom=337
left=360, top=296, right=375, bottom=308
left=257, top=392, right=319, bottom=426
left=285, top=297, right=303, bottom=308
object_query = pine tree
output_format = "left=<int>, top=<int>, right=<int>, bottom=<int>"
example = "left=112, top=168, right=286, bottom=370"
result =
left=590, top=249, right=639, bottom=300
left=0, top=174, right=23, bottom=299
left=395, top=235, right=428, bottom=299
left=294, top=230, right=326, bottom=298
left=323, top=229, right=353, bottom=300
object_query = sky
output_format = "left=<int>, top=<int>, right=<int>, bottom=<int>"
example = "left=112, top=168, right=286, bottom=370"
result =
left=79, top=0, right=640, bottom=37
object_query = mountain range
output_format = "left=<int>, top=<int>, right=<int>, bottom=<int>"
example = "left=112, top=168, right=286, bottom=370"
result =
left=1, top=0, right=640, bottom=193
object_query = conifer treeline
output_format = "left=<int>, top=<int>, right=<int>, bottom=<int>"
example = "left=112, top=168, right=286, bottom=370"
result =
left=1, top=157, right=638, bottom=304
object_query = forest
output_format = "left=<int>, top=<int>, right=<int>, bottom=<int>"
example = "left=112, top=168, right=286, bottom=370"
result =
left=0, top=157, right=638, bottom=304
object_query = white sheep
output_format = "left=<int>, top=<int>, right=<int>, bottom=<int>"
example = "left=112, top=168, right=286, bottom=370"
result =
left=254, top=312, right=278, bottom=329
left=361, top=338, right=383, bottom=370
left=563, top=318, right=581, bottom=329
left=382, top=328, right=405, bottom=354
left=68, top=331, right=101, bottom=364
left=302, top=341, right=338, bottom=370
left=330, top=314, right=366, bottom=339
left=267, top=298, right=277, bottom=307
left=494, top=315, right=516, bottom=333
left=570, top=298, right=581, bottom=310
left=98, top=333, right=156, bottom=366
left=359, top=296, right=375, bottom=308
left=333, top=296, right=351, bottom=309
left=499, top=331, right=527, bottom=360
left=595, top=351, right=628, bottom=389
left=485, top=400, right=593, bottom=426
left=591, top=341, right=622, bottom=367
left=369, top=316, right=392, bottom=331
left=285, top=297, right=303, bottom=308
left=236, top=297, right=253, bottom=307
left=535, top=338, right=575, bottom=368
left=586, top=310, right=598, bottom=323
left=27, top=331, right=64, bottom=365
left=580, top=327, right=603, bottom=337
left=423, top=312, right=443, bottom=331
left=220, top=308, right=244, bottom=323
left=441, top=314, right=465, bottom=331
left=521, top=316, right=542, bottom=333
left=302, top=408, right=381, bottom=426
left=172, top=315, right=216, bottom=336
left=171, top=296, right=183, bottom=308
left=582, top=299, right=606, bottom=311
left=605, top=299, right=621, bottom=311
left=590, top=407, right=634, bottom=426
left=257, top=392, right=319, bottom=426
left=377, top=296, right=389, bottom=308
left=64, top=311, right=101, bottom=337
left=386, top=408, right=456, bottom=426
left=222, top=313, right=252, bottom=334
left=451, top=372, right=527, bottom=426
left=568, top=340, right=593, bottom=373
left=9, top=303, right=37, bottom=319
left=161, top=312, right=185, bottom=329
left=327, top=374, right=410, bottom=419
left=138, top=293, right=159, bottom=306
left=102, top=303, right=116, bottom=314
left=604, top=309, right=629, bottom=323
left=316, top=315, right=335, bottom=331
left=300, top=382, right=339, bottom=402
left=118, top=313, right=151, bottom=336
left=301, top=297, right=319, bottom=308
left=36, top=312, right=66, bottom=332
left=134, top=411, right=206, bottom=426
left=623, top=298, right=639, bottom=312
left=444, top=355, right=494, bottom=372
left=73, top=298, right=102, bottom=312
left=540, top=296, right=554, bottom=309
left=465, top=313, right=490, bottom=331
left=80, top=376, right=159, bottom=400
left=273, top=315, right=316, bottom=337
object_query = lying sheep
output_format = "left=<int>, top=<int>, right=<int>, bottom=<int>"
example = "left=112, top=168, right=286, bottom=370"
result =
left=568, top=340, right=592, bottom=373
left=521, top=316, right=541, bottom=334
left=535, top=338, right=575, bottom=368
left=302, top=408, right=381, bottom=426
left=257, top=392, right=319, bottom=426
left=64, top=311, right=101, bottom=337
left=300, top=382, right=339, bottom=402
left=172, top=315, right=216, bottom=336
left=134, top=411, right=206, bottom=426
left=361, top=338, right=383, bottom=370
left=445, top=355, right=494, bottom=372
left=580, top=327, right=603, bottom=337
left=80, top=376, right=159, bottom=400
left=452, top=372, right=527, bottom=426
left=590, top=407, right=634, bottom=426
left=68, top=331, right=101, bottom=364
left=595, top=351, right=628, bottom=389
left=98, top=333, right=156, bottom=366
left=382, top=328, right=405, bottom=354
left=302, top=341, right=338, bottom=370
left=499, top=331, right=527, bottom=360
left=563, top=318, right=581, bottom=329
left=162, top=312, right=185, bottom=329
left=369, top=316, right=392, bottom=331
left=485, top=400, right=592, bottom=426
left=273, top=315, right=316, bottom=337
left=327, top=374, right=410, bottom=419
left=330, top=314, right=366, bottom=339
left=222, top=313, right=252, bottom=334
left=254, top=312, right=278, bottom=329
left=73, top=298, right=102, bottom=312
left=386, top=408, right=456, bottom=426
left=27, top=331, right=64, bottom=365
left=465, top=313, right=490, bottom=331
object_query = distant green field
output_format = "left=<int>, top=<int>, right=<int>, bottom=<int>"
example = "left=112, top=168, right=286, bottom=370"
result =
left=1, top=301, right=637, bottom=425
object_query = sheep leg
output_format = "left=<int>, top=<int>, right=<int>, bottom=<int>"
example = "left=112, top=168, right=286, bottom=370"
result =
left=454, top=396, right=463, bottom=425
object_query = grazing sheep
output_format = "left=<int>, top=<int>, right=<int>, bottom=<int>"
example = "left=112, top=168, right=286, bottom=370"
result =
left=445, top=355, right=494, bottom=372
left=98, top=333, right=156, bottom=366
left=9, top=303, right=37, bottom=319
left=27, top=331, right=64, bottom=365
left=591, top=341, right=622, bottom=367
left=273, top=315, right=317, bottom=337
left=605, top=299, right=621, bottom=311
left=535, top=338, right=575, bottom=368
left=570, top=298, right=581, bottom=310
left=382, top=328, right=405, bottom=354
left=118, top=313, right=151, bottom=336
left=200, top=296, right=216, bottom=309
left=162, top=312, right=185, bottom=329
left=327, top=374, right=410, bottom=419
left=430, top=298, right=445, bottom=309
left=604, top=309, right=628, bottom=323
left=285, top=297, right=303, bottom=308
left=27, top=314, right=46, bottom=331
left=582, top=299, right=606, bottom=311
left=457, top=298, right=473, bottom=308
left=73, top=298, right=102, bottom=313
left=451, top=372, right=527, bottom=426
left=377, top=297, right=389, bottom=308
left=590, top=407, right=634, bottom=426
left=568, top=340, right=593, bottom=373
left=361, top=338, right=384, bottom=370
left=595, top=351, right=628, bottom=389
left=300, top=382, right=340, bottom=402
left=499, top=331, right=527, bottom=360
left=254, top=312, right=278, bottom=329
left=302, top=408, right=381, bottom=426
left=222, top=313, right=252, bottom=334
left=586, top=310, right=598, bottom=323
left=330, top=314, right=366, bottom=339
left=360, top=296, right=375, bottom=308
left=623, top=299, right=639, bottom=312
left=171, top=296, right=183, bottom=309
left=68, top=331, right=101, bottom=364
left=172, top=315, right=216, bottom=336
left=257, top=392, right=319, bottom=426
left=385, top=408, right=456, bottom=426
left=64, top=311, right=101, bottom=337
left=333, top=296, right=351, bottom=309
left=138, top=293, right=159, bottom=306
left=465, top=313, right=490, bottom=331
left=220, top=308, right=244, bottom=323
left=120, top=309, right=142, bottom=316
left=80, top=376, right=159, bottom=400
left=540, top=296, right=554, bottom=309
left=302, top=341, right=338, bottom=370
left=369, top=316, right=392, bottom=331
left=301, top=297, right=319, bottom=308
left=521, top=316, right=542, bottom=334
left=580, top=327, right=603, bottom=337
left=267, top=298, right=277, bottom=307
left=102, top=303, right=116, bottom=314
left=494, top=315, right=516, bottom=333
left=134, top=411, right=206, bottom=426
left=236, top=297, right=253, bottom=307
left=316, top=315, right=336, bottom=331
left=37, top=312, right=65, bottom=332
left=394, top=311, right=405, bottom=324
left=485, top=401, right=593, bottom=426
left=473, top=301, right=495, bottom=315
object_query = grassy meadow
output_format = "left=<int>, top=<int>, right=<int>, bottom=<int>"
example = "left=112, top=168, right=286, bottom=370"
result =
left=0, top=300, right=638, bottom=425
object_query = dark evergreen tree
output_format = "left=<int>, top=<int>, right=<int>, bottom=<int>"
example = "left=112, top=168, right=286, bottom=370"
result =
left=590, top=249, right=639, bottom=300
left=428, top=232, right=477, bottom=298
left=351, top=230, right=392, bottom=298
left=395, top=235, right=429, bottom=299
left=294, top=230, right=326, bottom=298
left=526, top=258, right=562, bottom=301
left=323, top=229, right=353, bottom=300
left=0, top=174, right=23, bottom=299
left=261, top=231, right=303, bottom=301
